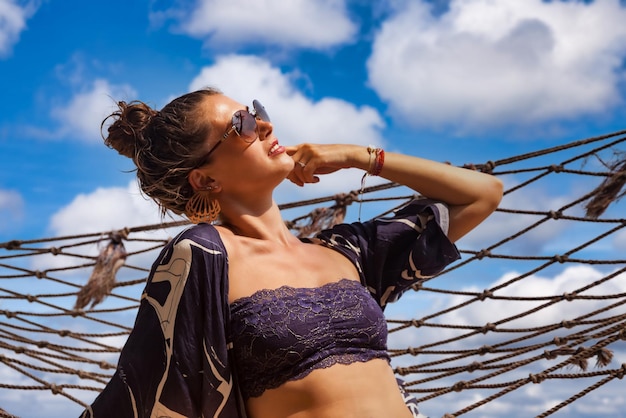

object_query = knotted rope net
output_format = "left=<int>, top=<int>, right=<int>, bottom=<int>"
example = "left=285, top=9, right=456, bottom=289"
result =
left=1, top=130, right=625, bottom=417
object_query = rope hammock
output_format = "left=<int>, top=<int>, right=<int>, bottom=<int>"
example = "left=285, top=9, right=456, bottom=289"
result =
left=1, top=130, right=626, bottom=418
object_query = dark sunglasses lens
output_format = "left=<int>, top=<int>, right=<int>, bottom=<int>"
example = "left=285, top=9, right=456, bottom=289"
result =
left=233, top=111, right=258, bottom=142
left=252, top=100, right=270, bottom=122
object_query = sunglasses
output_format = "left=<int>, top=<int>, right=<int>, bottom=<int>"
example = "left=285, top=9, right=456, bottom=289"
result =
left=198, top=99, right=270, bottom=163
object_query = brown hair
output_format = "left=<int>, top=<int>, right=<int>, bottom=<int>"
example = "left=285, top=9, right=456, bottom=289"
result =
left=103, top=87, right=221, bottom=217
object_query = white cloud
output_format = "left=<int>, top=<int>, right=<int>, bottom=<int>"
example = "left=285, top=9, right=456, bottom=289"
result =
left=446, top=265, right=626, bottom=329
left=155, top=0, right=357, bottom=49
left=0, top=188, right=23, bottom=230
left=48, top=180, right=175, bottom=237
left=367, top=0, right=626, bottom=130
left=50, top=79, right=136, bottom=142
left=189, top=54, right=385, bottom=201
left=387, top=263, right=626, bottom=418
left=33, top=181, right=184, bottom=273
left=0, top=0, right=37, bottom=57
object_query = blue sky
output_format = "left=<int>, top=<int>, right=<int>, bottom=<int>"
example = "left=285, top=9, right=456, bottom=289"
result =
left=1, top=0, right=626, bottom=417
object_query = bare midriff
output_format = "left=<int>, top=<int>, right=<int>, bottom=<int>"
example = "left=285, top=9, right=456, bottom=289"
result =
left=244, top=359, right=413, bottom=418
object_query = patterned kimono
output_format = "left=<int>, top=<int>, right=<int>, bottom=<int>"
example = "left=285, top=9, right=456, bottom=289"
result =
left=80, top=198, right=460, bottom=417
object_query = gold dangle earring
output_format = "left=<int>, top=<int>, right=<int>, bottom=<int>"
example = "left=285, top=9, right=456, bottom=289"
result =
left=185, top=186, right=221, bottom=224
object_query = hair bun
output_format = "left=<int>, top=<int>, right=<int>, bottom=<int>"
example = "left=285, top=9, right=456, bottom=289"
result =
left=103, top=100, right=158, bottom=159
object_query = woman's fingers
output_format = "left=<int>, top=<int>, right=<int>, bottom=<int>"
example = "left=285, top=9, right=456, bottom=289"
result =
left=284, top=143, right=354, bottom=186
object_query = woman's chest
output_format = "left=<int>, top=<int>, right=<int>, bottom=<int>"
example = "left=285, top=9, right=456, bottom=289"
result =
left=225, top=240, right=360, bottom=303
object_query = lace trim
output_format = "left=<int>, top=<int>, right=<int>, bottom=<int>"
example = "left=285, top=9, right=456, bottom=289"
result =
left=230, top=278, right=361, bottom=308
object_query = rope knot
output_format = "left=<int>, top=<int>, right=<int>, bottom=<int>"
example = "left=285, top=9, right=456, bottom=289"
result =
left=483, top=161, right=496, bottom=173
left=408, top=347, right=421, bottom=356
left=48, top=384, right=61, bottom=395
left=476, top=249, right=491, bottom=260
left=553, top=254, right=568, bottom=263
left=466, top=361, right=483, bottom=372
left=3, top=310, right=16, bottom=319
left=335, top=192, right=357, bottom=207
left=562, top=292, right=576, bottom=301
left=548, top=210, right=562, bottom=219
left=410, top=319, right=424, bottom=328
left=481, top=323, right=496, bottom=334
left=479, top=289, right=493, bottom=301
left=411, top=281, right=423, bottom=291
left=544, top=350, right=558, bottom=360
left=550, top=164, right=564, bottom=173
left=553, top=336, right=567, bottom=346
left=3, top=240, right=22, bottom=250
left=396, top=367, right=408, bottom=375
left=115, top=228, right=130, bottom=240
left=452, top=381, right=468, bottom=392
left=529, top=373, right=546, bottom=384
left=478, top=345, right=493, bottom=355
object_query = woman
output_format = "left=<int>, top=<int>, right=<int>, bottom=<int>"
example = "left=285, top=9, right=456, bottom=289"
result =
left=81, top=87, right=502, bottom=418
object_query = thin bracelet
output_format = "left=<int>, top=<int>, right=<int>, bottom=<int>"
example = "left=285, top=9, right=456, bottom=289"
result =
left=359, top=146, right=385, bottom=221
left=371, top=147, right=385, bottom=176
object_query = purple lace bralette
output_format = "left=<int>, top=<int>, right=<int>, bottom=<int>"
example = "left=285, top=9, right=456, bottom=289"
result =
left=229, top=278, right=390, bottom=400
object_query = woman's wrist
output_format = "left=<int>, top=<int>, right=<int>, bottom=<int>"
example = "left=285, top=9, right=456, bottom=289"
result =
left=365, top=146, right=385, bottom=176
left=345, top=144, right=385, bottom=172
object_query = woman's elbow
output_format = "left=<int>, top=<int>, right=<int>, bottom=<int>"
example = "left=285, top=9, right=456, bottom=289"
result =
left=482, top=176, right=504, bottom=214
left=447, top=176, right=503, bottom=242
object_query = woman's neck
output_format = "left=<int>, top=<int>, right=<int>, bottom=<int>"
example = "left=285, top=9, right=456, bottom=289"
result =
left=219, top=198, right=297, bottom=246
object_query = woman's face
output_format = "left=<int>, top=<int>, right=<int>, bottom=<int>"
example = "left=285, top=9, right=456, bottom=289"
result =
left=196, top=94, right=295, bottom=196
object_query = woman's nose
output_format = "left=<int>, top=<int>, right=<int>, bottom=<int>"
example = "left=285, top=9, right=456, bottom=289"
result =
left=256, top=118, right=273, bottom=141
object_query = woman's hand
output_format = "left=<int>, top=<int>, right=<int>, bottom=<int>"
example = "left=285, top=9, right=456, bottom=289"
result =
left=284, top=144, right=369, bottom=187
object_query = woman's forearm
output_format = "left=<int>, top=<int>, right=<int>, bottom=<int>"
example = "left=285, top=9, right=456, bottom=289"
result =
left=373, top=151, right=503, bottom=242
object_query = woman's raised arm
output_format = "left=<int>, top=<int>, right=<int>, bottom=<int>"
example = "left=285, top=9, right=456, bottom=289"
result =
left=286, top=144, right=503, bottom=242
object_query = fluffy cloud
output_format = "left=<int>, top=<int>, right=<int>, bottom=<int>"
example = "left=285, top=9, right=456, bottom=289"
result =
left=34, top=181, right=183, bottom=273
left=0, top=0, right=37, bottom=57
left=368, top=0, right=626, bottom=130
left=189, top=55, right=384, bottom=146
left=386, top=264, right=626, bottom=417
left=50, top=79, right=136, bottom=142
left=48, top=180, right=174, bottom=237
left=189, top=54, right=386, bottom=200
left=154, top=0, right=357, bottom=49
left=446, top=265, right=626, bottom=329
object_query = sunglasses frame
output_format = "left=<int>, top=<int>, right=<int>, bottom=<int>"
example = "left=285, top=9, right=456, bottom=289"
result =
left=197, top=99, right=270, bottom=164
